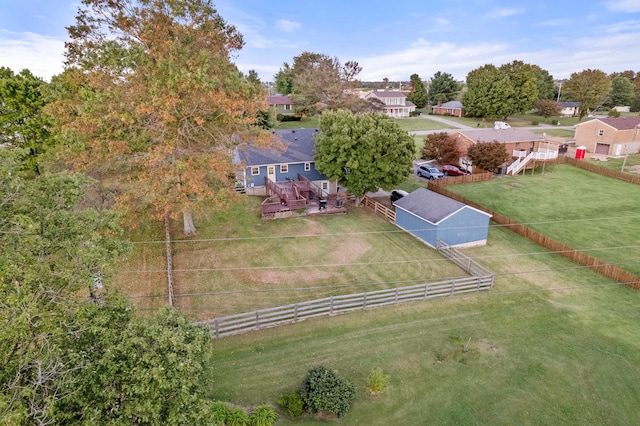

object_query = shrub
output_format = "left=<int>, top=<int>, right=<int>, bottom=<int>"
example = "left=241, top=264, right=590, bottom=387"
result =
left=209, top=401, right=231, bottom=425
left=277, top=391, right=304, bottom=418
left=300, top=366, right=356, bottom=418
left=608, top=108, right=621, bottom=117
left=226, top=407, right=250, bottom=426
left=531, top=120, right=539, bottom=126
left=366, top=367, right=391, bottom=395
left=551, top=119, right=559, bottom=125
left=249, top=404, right=277, bottom=426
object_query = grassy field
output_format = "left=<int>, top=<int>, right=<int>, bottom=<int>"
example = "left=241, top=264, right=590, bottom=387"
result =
left=207, top=225, right=640, bottom=425
left=585, top=153, right=640, bottom=172
left=447, top=164, right=640, bottom=274
left=116, top=199, right=469, bottom=320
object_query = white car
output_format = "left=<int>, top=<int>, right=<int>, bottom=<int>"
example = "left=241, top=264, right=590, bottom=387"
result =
left=493, top=121, right=511, bottom=129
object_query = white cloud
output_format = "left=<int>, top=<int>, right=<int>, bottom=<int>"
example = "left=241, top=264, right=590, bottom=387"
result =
left=604, top=0, right=640, bottom=13
left=275, top=19, right=301, bottom=32
left=0, top=31, right=65, bottom=80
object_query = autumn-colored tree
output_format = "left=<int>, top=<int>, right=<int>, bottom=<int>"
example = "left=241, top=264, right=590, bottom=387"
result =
left=286, top=52, right=365, bottom=115
left=421, top=132, right=461, bottom=164
left=467, top=141, right=510, bottom=173
left=49, top=0, right=274, bottom=235
left=562, top=69, right=611, bottom=120
left=534, top=99, right=561, bottom=119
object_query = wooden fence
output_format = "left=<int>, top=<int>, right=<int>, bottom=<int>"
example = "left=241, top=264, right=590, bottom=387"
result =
left=437, top=240, right=493, bottom=277
left=428, top=183, right=640, bottom=290
left=195, top=275, right=494, bottom=338
left=559, top=156, right=640, bottom=185
left=364, top=196, right=396, bottom=223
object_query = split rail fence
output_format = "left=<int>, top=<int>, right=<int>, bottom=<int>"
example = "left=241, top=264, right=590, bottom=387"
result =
left=195, top=274, right=493, bottom=338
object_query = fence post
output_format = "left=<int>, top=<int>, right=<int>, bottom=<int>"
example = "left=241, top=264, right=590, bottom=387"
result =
left=164, top=213, right=174, bottom=308
left=214, top=319, right=219, bottom=339
left=363, top=293, right=367, bottom=309
left=255, top=311, right=260, bottom=329
left=330, top=296, right=334, bottom=314
left=424, top=283, right=429, bottom=299
left=395, top=288, right=399, bottom=303
left=294, top=304, right=298, bottom=321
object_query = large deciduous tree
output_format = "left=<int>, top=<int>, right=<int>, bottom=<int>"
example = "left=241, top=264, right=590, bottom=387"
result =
left=608, top=76, right=635, bottom=108
left=428, top=71, right=461, bottom=105
left=0, top=68, right=52, bottom=174
left=421, top=132, right=461, bottom=164
left=531, top=65, right=556, bottom=100
left=467, top=141, right=510, bottom=173
left=314, top=110, right=415, bottom=206
left=0, top=148, right=130, bottom=424
left=407, top=73, right=428, bottom=108
left=284, top=52, right=365, bottom=115
left=534, top=99, right=561, bottom=119
left=463, top=61, right=539, bottom=119
left=562, top=69, right=611, bottom=120
left=50, top=0, right=273, bottom=235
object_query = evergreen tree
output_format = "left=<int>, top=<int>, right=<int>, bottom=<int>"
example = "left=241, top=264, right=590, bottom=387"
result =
left=407, top=73, right=428, bottom=108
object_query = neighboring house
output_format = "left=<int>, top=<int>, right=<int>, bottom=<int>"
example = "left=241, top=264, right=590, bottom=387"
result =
left=267, top=95, right=296, bottom=117
left=558, top=101, right=580, bottom=117
left=394, top=188, right=492, bottom=248
left=574, top=116, right=640, bottom=156
left=450, top=128, right=558, bottom=175
left=432, top=99, right=464, bottom=118
left=234, top=128, right=336, bottom=196
left=363, top=90, right=416, bottom=118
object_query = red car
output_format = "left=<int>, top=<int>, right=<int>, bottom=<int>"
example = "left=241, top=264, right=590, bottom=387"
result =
left=442, top=164, right=469, bottom=176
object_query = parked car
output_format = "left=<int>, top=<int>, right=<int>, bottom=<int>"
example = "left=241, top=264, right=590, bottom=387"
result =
left=442, top=164, right=469, bottom=176
left=390, top=189, right=408, bottom=203
left=416, top=165, right=444, bottom=179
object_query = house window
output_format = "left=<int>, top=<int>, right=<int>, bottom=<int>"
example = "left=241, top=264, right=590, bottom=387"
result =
left=280, top=164, right=288, bottom=173
left=322, top=182, right=328, bottom=191
left=251, top=167, right=260, bottom=176
left=284, top=104, right=292, bottom=111
left=304, top=162, right=311, bottom=171
left=598, top=129, right=604, bottom=136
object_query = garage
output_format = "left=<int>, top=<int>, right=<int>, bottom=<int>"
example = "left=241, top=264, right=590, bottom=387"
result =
left=595, top=143, right=610, bottom=155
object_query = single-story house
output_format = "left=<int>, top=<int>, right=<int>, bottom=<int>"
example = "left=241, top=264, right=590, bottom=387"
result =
left=267, top=95, right=296, bottom=117
left=559, top=101, right=580, bottom=117
left=394, top=188, right=492, bottom=248
left=432, top=99, right=464, bottom=118
left=363, top=90, right=416, bottom=118
left=574, top=116, right=640, bottom=156
left=449, top=128, right=558, bottom=174
left=234, top=128, right=337, bottom=196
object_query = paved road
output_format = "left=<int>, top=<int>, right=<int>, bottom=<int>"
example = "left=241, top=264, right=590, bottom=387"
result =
left=409, top=115, right=575, bottom=136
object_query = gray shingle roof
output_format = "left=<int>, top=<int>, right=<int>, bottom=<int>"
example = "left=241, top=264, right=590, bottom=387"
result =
left=441, top=101, right=463, bottom=109
left=236, top=128, right=319, bottom=166
left=267, top=95, right=293, bottom=105
left=394, top=188, right=468, bottom=224
left=457, top=128, right=543, bottom=143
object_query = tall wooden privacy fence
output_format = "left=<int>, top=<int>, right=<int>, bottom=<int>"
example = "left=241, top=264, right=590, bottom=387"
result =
left=428, top=177, right=640, bottom=290
left=560, top=156, right=640, bottom=185
left=194, top=275, right=493, bottom=338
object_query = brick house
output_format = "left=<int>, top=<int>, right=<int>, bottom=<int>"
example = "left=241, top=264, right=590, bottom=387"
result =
left=574, top=116, right=640, bottom=155
left=432, top=99, right=464, bottom=118
left=450, top=128, right=557, bottom=174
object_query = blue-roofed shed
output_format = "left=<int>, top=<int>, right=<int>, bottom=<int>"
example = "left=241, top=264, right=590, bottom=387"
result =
left=394, top=188, right=492, bottom=248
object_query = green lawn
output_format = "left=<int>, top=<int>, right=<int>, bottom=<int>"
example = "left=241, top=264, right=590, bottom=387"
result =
left=208, top=225, right=640, bottom=425
left=394, top=117, right=456, bottom=132
left=116, top=199, right=468, bottom=320
left=585, top=153, right=640, bottom=173
left=447, top=164, right=640, bottom=274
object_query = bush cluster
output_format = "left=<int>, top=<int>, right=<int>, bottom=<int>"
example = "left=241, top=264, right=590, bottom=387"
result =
left=300, top=366, right=356, bottom=418
left=208, top=401, right=277, bottom=426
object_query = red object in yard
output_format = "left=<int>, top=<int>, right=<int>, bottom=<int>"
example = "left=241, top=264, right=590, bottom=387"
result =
left=575, top=146, right=586, bottom=159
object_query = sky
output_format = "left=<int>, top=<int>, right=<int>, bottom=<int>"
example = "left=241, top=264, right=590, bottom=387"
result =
left=1, top=0, right=640, bottom=83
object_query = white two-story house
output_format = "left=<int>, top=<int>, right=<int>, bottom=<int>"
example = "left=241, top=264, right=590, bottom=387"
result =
left=363, top=90, right=416, bottom=118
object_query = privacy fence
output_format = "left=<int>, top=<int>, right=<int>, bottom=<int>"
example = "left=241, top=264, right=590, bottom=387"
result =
left=428, top=163, right=640, bottom=290
left=195, top=241, right=493, bottom=338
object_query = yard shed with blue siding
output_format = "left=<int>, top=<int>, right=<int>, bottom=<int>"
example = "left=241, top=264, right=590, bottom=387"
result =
left=394, top=188, right=492, bottom=248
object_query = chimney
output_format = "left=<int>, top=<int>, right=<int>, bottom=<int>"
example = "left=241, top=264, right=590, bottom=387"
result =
left=437, top=98, right=442, bottom=107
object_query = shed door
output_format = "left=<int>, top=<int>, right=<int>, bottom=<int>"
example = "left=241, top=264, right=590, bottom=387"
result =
left=595, top=143, right=610, bottom=155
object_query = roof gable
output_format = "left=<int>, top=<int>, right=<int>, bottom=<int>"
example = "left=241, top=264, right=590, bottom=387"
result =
left=237, top=128, right=319, bottom=166
left=595, top=116, right=640, bottom=130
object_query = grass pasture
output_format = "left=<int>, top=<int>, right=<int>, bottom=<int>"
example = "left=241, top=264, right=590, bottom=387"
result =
left=209, top=225, right=640, bottom=425
left=447, top=163, right=640, bottom=275
left=115, top=198, right=469, bottom=320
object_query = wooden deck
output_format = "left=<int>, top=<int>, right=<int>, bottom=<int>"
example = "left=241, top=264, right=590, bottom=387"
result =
left=262, top=176, right=347, bottom=219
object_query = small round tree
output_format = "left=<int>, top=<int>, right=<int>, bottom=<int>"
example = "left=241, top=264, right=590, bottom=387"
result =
left=300, top=366, right=356, bottom=418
